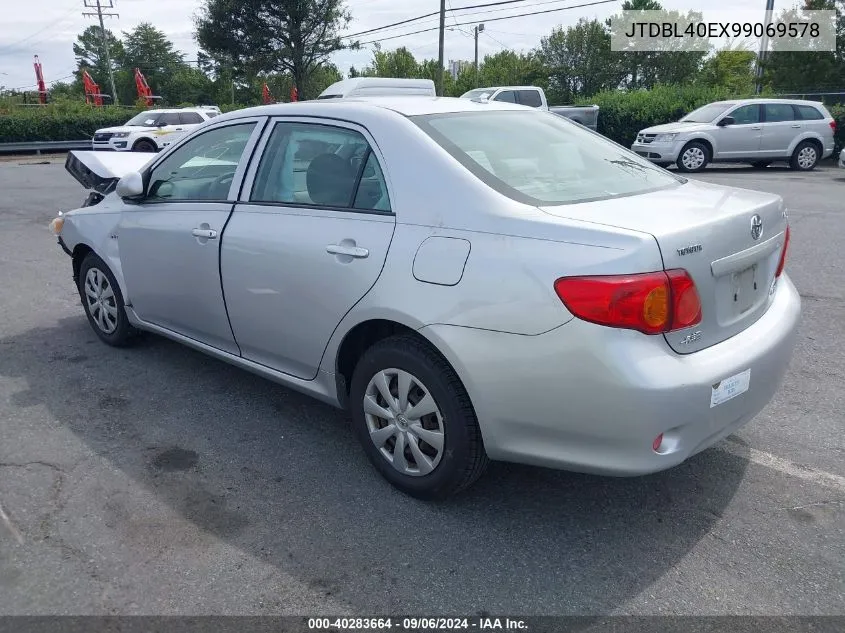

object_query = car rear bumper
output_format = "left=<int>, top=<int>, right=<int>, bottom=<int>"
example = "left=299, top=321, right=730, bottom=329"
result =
left=421, top=274, right=801, bottom=476
left=839, top=149, right=845, bottom=168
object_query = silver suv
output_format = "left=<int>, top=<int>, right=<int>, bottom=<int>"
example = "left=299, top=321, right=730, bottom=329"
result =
left=631, top=98, right=836, bottom=172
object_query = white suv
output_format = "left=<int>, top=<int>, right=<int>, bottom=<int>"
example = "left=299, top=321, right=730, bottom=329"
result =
left=92, top=106, right=221, bottom=152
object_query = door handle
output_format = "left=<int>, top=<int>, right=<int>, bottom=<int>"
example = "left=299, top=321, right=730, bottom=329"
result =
left=791, top=124, right=801, bottom=128
left=751, top=126, right=762, bottom=130
left=192, top=228, right=218, bottom=239
left=175, top=128, right=184, bottom=131
left=326, top=244, right=369, bottom=258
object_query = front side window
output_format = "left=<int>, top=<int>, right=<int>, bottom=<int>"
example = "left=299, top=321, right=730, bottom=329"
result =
left=413, top=110, right=681, bottom=206
left=493, top=91, right=517, bottom=103
left=764, top=103, right=795, bottom=123
left=729, top=104, right=761, bottom=125
left=250, top=122, right=391, bottom=212
left=146, top=122, right=256, bottom=202
left=180, top=112, right=204, bottom=125
left=158, top=113, right=182, bottom=126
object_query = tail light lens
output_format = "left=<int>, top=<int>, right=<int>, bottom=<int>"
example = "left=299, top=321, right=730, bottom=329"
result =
left=775, top=225, right=790, bottom=277
left=830, top=120, right=837, bottom=133
left=554, top=269, right=702, bottom=335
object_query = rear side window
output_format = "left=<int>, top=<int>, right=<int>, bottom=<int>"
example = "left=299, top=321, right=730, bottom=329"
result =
left=180, top=112, right=204, bottom=124
left=518, top=90, right=543, bottom=108
left=159, top=113, right=182, bottom=126
left=250, top=122, right=391, bottom=212
left=764, top=103, right=795, bottom=122
left=493, top=91, right=517, bottom=103
left=794, top=105, right=824, bottom=120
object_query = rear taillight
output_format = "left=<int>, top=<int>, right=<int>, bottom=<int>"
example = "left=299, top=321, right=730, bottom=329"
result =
left=830, top=120, right=837, bottom=133
left=553, top=269, right=702, bottom=335
left=776, top=225, right=790, bottom=277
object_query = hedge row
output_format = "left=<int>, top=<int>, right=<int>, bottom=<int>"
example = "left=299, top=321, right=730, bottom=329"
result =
left=2, top=91, right=843, bottom=157
left=581, top=85, right=844, bottom=157
left=0, top=102, right=138, bottom=143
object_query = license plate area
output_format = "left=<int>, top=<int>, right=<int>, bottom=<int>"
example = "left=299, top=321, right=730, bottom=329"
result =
left=730, top=263, right=761, bottom=316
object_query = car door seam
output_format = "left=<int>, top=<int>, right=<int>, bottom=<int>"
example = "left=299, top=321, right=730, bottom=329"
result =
left=218, top=202, right=243, bottom=357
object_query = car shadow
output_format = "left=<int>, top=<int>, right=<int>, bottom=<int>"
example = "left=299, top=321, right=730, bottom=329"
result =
left=0, top=317, right=750, bottom=615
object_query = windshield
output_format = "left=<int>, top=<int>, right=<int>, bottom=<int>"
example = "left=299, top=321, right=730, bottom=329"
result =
left=680, top=103, right=734, bottom=123
left=461, top=89, right=495, bottom=100
left=124, top=112, right=161, bottom=127
left=412, top=110, right=682, bottom=206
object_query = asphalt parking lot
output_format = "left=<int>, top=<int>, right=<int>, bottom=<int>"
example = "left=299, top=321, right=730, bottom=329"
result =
left=0, top=156, right=843, bottom=616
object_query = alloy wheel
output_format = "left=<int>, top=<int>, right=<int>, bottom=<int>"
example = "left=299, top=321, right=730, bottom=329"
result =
left=682, top=147, right=705, bottom=170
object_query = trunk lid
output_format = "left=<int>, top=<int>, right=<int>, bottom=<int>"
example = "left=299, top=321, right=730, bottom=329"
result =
left=65, top=150, right=156, bottom=194
left=539, top=178, right=788, bottom=353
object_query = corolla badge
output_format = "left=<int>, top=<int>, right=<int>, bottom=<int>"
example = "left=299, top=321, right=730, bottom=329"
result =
left=750, top=214, right=763, bottom=240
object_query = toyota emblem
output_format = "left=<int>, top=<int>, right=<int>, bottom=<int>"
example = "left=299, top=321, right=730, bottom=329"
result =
left=750, top=214, right=763, bottom=240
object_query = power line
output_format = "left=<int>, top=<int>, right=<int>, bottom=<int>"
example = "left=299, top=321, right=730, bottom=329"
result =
left=357, top=0, right=620, bottom=46
left=0, top=4, right=79, bottom=52
left=344, top=0, right=531, bottom=39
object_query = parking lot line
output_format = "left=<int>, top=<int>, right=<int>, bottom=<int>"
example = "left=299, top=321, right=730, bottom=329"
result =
left=721, top=438, right=845, bottom=492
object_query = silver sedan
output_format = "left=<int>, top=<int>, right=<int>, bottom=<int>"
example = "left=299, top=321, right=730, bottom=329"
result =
left=50, top=97, right=801, bottom=498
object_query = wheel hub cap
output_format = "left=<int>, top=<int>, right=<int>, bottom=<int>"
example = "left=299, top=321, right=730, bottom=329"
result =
left=84, top=267, right=118, bottom=335
left=363, top=368, right=445, bottom=477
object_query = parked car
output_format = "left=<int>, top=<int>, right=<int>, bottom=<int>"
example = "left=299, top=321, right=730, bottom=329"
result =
left=460, top=85, right=599, bottom=130
left=91, top=106, right=221, bottom=153
left=631, top=98, right=836, bottom=172
left=52, top=96, right=800, bottom=499
left=317, top=77, right=436, bottom=99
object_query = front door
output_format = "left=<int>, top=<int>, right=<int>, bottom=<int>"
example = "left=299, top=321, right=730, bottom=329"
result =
left=712, top=103, right=763, bottom=159
left=221, top=119, right=396, bottom=380
left=118, top=119, right=263, bottom=354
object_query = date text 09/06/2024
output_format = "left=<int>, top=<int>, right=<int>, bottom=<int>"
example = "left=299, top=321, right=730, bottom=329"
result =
left=307, top=617, right=529, bottom=631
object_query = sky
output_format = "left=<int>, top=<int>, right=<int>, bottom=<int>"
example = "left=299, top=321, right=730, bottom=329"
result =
left=0, top=0, right=772, bottom=94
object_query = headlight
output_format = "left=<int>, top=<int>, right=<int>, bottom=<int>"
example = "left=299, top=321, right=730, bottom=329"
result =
left=49, top=214, right=64, bottom=235
left=654, top=133, right=678, bottom=143
left=112, top=132, right=130, bottom=138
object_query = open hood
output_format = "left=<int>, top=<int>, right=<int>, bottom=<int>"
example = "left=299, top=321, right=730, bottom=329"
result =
left=65, top=150, right=156, bottom=194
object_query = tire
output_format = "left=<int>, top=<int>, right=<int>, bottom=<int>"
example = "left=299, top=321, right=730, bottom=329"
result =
left=349, top=335, right=489, bottom=499
left=676, top=141, right=710, bottom=173
left=790, top=140, right=819, bottom=171
left=750, top=161, right=772, bottom=169
left=78, top=252, right=137, bottom=347
left=132, top=138, right=157, bottom=153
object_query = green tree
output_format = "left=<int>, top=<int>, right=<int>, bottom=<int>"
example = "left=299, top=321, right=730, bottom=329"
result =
left=360, top=45, right=420, bottom=78
left=699, top=49, right=757, bottom=94
left=195, top=0, right=353, bottom=99
left=72, top=25, right=125, bottom=101
left=764, top=0, right=844, bottom=93
left=122, top=23, right=186, bottom=104
left=477, top=50, right=545, bottom=87
left=538, top=19, right=624, bottom=103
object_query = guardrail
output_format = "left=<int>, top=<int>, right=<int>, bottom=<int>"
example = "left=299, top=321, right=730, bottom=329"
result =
left=0, top=140, right=92, bottom=155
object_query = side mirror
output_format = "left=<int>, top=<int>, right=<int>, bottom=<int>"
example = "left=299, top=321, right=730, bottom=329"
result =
left=718, top=116, right=735, bottom=127
left=116, top=171, right=145, bottom=200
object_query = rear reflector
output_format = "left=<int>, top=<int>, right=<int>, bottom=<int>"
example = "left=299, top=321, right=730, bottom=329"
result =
left=776, top=225, right=790, bottom=278
left=554, top=269, right=702, bottom=335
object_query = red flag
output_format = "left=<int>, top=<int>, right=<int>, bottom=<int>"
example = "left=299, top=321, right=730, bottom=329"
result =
left=290, top=86, right=298, bottom=102
left=262, top=82, right=273, bottom=104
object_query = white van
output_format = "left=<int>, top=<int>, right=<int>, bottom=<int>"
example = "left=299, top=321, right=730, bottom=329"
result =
left=317, top=78, right=436, bottom=100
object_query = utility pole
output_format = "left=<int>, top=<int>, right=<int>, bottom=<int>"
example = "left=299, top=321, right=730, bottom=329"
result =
left=754, top=0, right=775, bottom=94
left=474, top=23, right=484, bottom=87
left=83, top=0, right=119, bottom=105
left=437, top=0, right=446, bottom=96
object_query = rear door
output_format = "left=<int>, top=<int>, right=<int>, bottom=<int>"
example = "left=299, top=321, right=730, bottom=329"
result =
left=221, top=118, right=396, bottom=380
left=759, top=102, right=799, bottom=156
left=712, top=103, right=763, bottom=159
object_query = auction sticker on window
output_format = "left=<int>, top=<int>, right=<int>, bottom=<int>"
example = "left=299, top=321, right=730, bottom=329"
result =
left=710, top=369, right=751, bottom=408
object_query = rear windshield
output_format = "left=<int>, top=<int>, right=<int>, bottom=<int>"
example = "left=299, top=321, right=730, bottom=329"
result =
left=680, top=102, right=734, bottom=123
left=412, top=110, right=682, bottom=206
left=461, top=89, right=496, bottom=100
